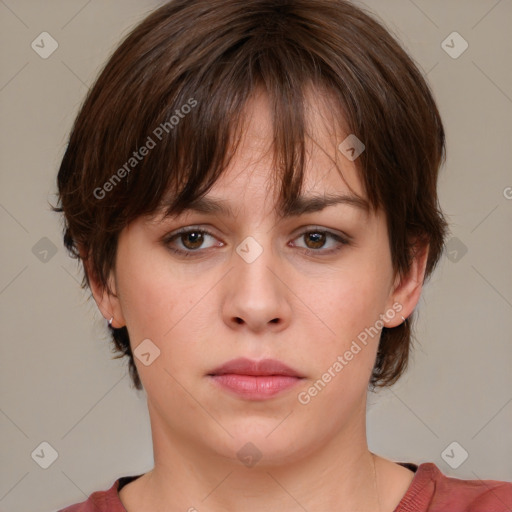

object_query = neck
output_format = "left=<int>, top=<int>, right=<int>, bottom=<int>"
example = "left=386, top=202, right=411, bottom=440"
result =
left=136, top=404, right=382, bottom=512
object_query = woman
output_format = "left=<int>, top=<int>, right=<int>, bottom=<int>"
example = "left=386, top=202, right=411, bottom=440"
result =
left=54, top=0, right=512, bottom=510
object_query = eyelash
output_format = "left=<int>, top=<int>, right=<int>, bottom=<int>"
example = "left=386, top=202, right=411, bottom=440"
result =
left=162, top=226, right=350, bottom=259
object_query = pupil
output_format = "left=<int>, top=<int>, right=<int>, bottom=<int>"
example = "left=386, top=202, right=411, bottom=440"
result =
left=307, top=232, right=325, bottom=249
left=184, top=232, right=203, bottom=249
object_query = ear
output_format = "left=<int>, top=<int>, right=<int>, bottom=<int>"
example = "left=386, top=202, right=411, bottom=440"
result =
left=385, top=241, right=429, bottom=328
left=79, top=244, right=126, bottom=328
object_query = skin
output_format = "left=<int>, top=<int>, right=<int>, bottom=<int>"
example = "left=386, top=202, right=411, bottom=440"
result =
left=87, top=87, right=428, bottom=512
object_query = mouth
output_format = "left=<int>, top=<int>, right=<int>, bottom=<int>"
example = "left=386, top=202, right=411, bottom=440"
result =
left=207, top=358, right=305, bottom=400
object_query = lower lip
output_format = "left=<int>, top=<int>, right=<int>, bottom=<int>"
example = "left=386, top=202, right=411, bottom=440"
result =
left=209, top=374, right=302, bottom=400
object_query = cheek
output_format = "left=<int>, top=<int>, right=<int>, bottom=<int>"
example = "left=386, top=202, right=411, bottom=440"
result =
left=318, top=269, right=387, bottom=345
left=115, top=248, right=218, bottom=375
left=114, top=245, right=187, bottom=355
left=117, top=270, right=172, bottom=340
left=294, top=277, right=384, bottom=416
left=116, top=268, right=196, bottom=401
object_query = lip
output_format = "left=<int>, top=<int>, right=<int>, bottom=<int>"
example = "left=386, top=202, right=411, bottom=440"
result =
left=208, top=358, right=304, bottom=400
left=209, top=357, right=303, bottom=377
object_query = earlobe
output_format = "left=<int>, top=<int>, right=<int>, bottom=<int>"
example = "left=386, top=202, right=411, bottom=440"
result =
left=79, top=244, right=126, bottom=328
left=386, top=242, right=429, bottom=328
left=92, top=275, right=125, bottom=328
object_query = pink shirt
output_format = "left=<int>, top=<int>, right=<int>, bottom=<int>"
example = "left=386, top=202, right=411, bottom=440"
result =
left=58, top=462, right=512, bottom=512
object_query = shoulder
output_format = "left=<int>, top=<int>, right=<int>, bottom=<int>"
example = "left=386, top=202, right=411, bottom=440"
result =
left=57, top=479, right=124, bottom=512
left=397, top=462, right=512, bottom=512
left=434, top=466, right=512, bottom=512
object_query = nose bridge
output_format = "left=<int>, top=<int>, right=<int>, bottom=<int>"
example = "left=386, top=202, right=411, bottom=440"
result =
left=233, top=230, right=280, bottom=299
left=221, top=228, right=291, bottom=332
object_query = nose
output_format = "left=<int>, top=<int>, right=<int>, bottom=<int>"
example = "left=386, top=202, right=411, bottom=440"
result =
left=221, top=237, right=292, bottom=334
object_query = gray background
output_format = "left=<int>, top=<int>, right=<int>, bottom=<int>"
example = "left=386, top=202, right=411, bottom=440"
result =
left=0, top=1, right=511, bottom=511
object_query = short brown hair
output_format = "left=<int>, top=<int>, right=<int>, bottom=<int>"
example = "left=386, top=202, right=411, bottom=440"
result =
left=53, top=0, right=449, bottom=390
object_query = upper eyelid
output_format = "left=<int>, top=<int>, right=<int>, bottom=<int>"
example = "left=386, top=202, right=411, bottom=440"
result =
left=167, top=224, right=346, bottom=237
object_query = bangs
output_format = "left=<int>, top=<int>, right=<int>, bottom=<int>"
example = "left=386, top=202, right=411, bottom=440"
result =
left=123, top=44, right=368, bottom=228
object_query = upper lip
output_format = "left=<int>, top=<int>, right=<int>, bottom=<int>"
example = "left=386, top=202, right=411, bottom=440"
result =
left=208, top=358, right=304, bottom=377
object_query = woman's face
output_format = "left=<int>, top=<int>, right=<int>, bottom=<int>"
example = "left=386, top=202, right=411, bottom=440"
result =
left=94, top=89, right=423, bottom=467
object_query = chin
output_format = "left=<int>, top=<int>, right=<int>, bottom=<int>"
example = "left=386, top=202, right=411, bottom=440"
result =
left=210, top=419, right=323, bottom=469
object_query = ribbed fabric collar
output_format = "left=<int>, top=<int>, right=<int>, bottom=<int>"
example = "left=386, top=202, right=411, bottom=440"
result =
left=115, top=462, right=437, bottom=512
left=394, top=463, right=439, bottom=512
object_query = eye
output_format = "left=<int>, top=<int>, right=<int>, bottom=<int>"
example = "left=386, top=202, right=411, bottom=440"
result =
left=163, top=227, right=222, bottom=257
left=162, top=226, right=350, bottom=259
left=290, top=228, right=350, bottom=256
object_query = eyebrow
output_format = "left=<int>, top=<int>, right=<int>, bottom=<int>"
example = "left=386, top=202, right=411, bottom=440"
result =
left=159, top=192, right=369, bottom=219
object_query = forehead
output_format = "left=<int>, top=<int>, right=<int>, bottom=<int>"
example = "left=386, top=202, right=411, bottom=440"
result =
left=151, top=86, right=370, bottom=222
left=233, top=86, right=364, bottom=191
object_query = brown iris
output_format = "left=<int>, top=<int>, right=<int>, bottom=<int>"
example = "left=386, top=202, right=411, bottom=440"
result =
left=181, top=231, right=205, bottom=250
left=304, top=232, right=326, bottom=250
